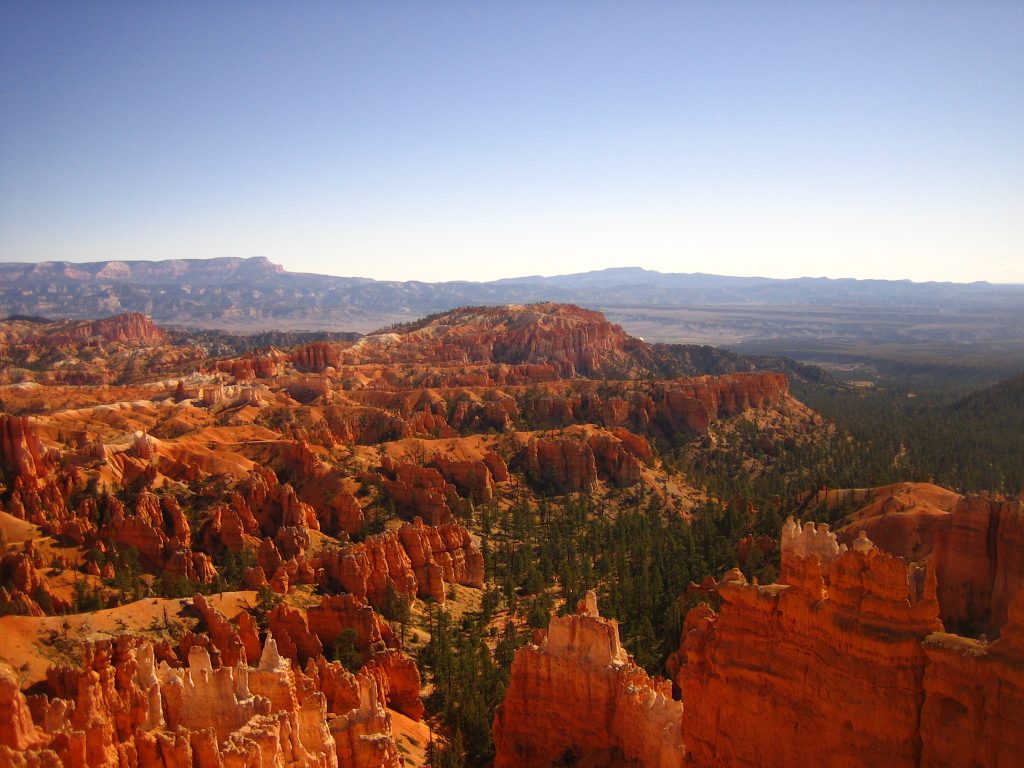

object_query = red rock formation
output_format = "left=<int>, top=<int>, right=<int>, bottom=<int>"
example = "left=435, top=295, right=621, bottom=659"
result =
left=653, top=373, right=788, bottom=433
left=42, top=312, right=167, bottom=346
left=263, top=595, right=423, bottom=721
left=934, top=495, right=1024, bottom=636
left=303, top=659, right=404, bottom=768
left=316, top=520, right=480, bottom=606
left=268, top=603, right=325, bottom=666
left=292, top=342, right=341, bottom=372
left=214, top=350, right=286, bottom=380
left=398, top=519, right=484, bottom=600
left=382, top=461, right=456, bottom=524
left=363, top=650, right=424, bottom=721
left=833, top=482, right=962, bottom=559
left=611, top=427, right=654, bottom=464
left=319, top=530, right=419, bottom=607
left=100, top=490, right=193, bottom=571
left=0, top=415, right=51, bottom=489
left=0, top=545, right=69, bottom=616
left=329, top=304, right=634, bottom=377
left=504, top=375, right=785, bottom=437
left=314, top=490, right=363, bottom=538
left=681, top=531, right=943, bottom=768
left=307, top=594, right=398, bottom=656
left=493, top=591, right=684, bottom=768
left=163, top=550, right=217, bottom=585
left=588, top=431, right=645, bottom=487
left=920, top=591, right=1024, bottom=768
left=0, top=662, right=42, bottom=751
left=321, top=404, right=411, bottom=445
left=193, top=594, right=256, bottom=667
left=674, top=509, right=1024, bottom=768
left=526, top=435, right=598, bottom=493
left=430, top=455, right=495, bottom=502
left=1, top=634, right=404, bottom=768
left=483, top=450, right=510, bottom=482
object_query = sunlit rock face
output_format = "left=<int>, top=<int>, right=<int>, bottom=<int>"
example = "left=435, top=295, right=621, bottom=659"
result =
left=678, top=503, right=1024, bottom=768
left=492, top=590, right=685, bottom=768
left=0, top=636, right=402, bottom=768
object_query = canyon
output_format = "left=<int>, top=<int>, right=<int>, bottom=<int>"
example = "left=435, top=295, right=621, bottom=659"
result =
left=493, top=498, right=1024, bottom=768
left=0, top=303, right=1019, bottom=767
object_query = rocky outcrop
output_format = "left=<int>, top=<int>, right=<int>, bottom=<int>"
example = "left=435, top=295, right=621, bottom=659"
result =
left=321, top=405, right=411, bottom=446
left=292, top=342, right=340, bottom=373
left=41, top=312, right=167, bottom=346
left=319, top=520, right=482, bottom=606
left=0, top=662, right=42, bottom=751
left=588, top=431, right=646, bottom=487
left=333, top=304, right=634, bottom=377
left=934, top=495, right=1024, bottom=637
left=0, top=543, right=69, bottom=616
left=269, top=604, right=325, bottom=666
left=307, top=595, right=398, bottom=657
left=920, top=591, right=1024, bottom=768
left=263, top=597, right=423, bottom=721
left=493, top=591, right=684, bottom=768
left=676, top=512, right=1024, bottom=768
left=322, top=667, right=403, bottom=768
left=319, top=530, right=417, bottom=607
left=526, top=436, right=598, bottom=493
left=193, top=594, right=261, bottom=667
left=381, top=461, right=457, bottom=525
left=680, top=546, right=939, bottom=768
left=832, top=482, right=962, bottom=559
left=322, top=492, right=364, bottom=538
left=429, top=456, right=497, bottom=502
left=0, top=635, right=402, bottom=768
left=652, top=373, right=788, bottom=434
left=0, top=415, right=51, bottom=489
left=363, top=650, right=424, bottom=721
left=101, top=490, right=196, bottom=572
left=214, top=351, right=285, bottom=380
left=398, top=519, right=484, bottom=600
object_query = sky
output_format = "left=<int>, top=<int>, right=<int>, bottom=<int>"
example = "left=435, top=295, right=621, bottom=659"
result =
left=1, top=1, right=1022, bottom=284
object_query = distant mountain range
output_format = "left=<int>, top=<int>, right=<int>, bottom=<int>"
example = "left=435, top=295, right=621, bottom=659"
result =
left=2, top=258, right=1022, bottom=339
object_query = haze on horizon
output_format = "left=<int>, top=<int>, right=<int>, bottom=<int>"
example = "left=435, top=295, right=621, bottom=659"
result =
left=1, top=1, right=1022, bottom=285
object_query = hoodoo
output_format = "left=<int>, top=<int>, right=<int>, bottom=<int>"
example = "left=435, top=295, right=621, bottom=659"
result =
left=493, top=591, right=685, bottom=768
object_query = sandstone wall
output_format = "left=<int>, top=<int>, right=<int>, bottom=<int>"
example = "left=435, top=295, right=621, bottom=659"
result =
left=493, top=592, right=684, bottom=768
left=677, top=512, right=1024, bottom=768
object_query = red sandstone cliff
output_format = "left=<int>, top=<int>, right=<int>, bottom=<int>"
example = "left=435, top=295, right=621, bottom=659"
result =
left=493, top=591, right=684, bottom=768
left=934, top=495, right=1024, bottom=637
left=677, top=510, right=1024, bottom=768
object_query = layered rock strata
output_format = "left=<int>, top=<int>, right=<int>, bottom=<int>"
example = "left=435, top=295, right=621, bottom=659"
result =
left=679, top=514, right=1024, bottom=768
left=0, top=636, right=402, bottom=768
left=492, top=591, right=684, bottom=768
left=934, top=495, right=1024, bottom=636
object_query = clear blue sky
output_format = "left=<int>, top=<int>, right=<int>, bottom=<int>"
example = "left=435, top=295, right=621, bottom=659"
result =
left=2, top=1, right=1022, bottom=283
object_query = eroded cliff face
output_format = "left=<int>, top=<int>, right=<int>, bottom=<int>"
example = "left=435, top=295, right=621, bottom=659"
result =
left=934, top=495, right=1024, bottom=637
left=491, top=505, right=1023, bottom=768
left=0, top=636, right=401, bottom=768
left=41, top=312, right=168, bottom=346
left=492, top=591, right=685, bottom=768
left=677, top=510, right=1024, bottom=768
left=920, top=589, right=1024, bottom=768
left=680, top=551, right=938, bottom=768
